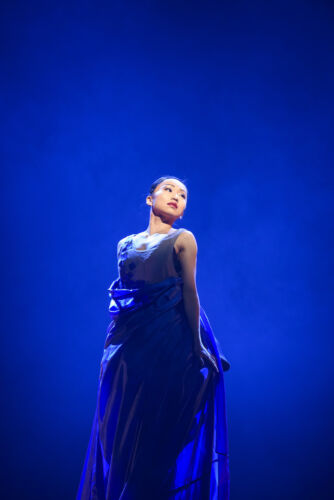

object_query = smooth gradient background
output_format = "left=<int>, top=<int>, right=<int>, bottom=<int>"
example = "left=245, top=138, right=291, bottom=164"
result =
left=1, top=1, right=333, bottom=499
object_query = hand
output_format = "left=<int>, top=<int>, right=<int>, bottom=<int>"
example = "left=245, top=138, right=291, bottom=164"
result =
left=192, top=341, right=219, bottom=374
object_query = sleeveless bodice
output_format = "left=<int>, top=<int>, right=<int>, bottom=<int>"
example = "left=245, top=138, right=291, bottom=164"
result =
left=117, top=228, right=186, bottom=288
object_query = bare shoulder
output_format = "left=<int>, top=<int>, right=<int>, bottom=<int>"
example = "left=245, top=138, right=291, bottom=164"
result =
left=174, top=230, right=198, bottom=290
left=174, top=229, right=198, bottom=254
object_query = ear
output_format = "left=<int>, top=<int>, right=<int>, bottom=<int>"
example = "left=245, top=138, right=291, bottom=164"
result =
left=146, top=195, right=152, bottom=206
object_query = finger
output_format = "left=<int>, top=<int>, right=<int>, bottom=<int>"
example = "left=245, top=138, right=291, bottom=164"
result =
left=207, top=356, right=219, bottom=373
left=202, top=356, right=216, bottom=372
left=208, top=354, right=219, bottom=373
left=211, top=357, right=219, bottom=372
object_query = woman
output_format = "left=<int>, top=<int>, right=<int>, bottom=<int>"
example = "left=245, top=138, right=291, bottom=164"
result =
left=76, top=176, right=231, bottom=499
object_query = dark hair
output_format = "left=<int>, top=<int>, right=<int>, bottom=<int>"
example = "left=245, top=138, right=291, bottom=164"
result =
left=149, top=175, right=188, bottom=196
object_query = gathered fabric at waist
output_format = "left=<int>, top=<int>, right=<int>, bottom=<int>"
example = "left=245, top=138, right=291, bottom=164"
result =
left=107, top=275, right=183, bottom=317
left=105, top=275, right=231, bottom=372
left=105, top=276, right=184, bottom=346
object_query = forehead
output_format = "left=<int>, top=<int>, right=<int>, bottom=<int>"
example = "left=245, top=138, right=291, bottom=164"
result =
left=159, top=179, right=187, bottom=193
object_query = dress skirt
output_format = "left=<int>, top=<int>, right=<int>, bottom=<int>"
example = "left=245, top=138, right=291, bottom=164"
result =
left=76, top=276, right=230, bottom=499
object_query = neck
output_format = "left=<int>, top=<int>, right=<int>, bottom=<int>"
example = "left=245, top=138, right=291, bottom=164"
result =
left=145, top=227, right=175, bottom=236
left=145, top=215, right=176, bottom=236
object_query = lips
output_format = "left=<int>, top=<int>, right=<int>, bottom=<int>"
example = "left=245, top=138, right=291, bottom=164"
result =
left=167, top=202, right=178, bottom=209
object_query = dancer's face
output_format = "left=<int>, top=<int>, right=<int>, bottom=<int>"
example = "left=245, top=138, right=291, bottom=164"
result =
left=146, top=179, right=187, bottom=221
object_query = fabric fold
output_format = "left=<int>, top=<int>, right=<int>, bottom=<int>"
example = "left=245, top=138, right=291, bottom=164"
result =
left=106, top=276, right=231, bottom=372
left=77, top=275, right=230, bottom=499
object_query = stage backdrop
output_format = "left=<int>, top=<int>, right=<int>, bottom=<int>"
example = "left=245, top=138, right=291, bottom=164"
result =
left=1, top=1, right=333, bottom=499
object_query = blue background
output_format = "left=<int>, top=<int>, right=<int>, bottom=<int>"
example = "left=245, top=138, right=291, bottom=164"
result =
left=1, top=1, right=333, bottom=498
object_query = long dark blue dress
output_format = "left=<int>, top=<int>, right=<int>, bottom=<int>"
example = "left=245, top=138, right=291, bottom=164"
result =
left=76, top=228, right=230, bottom=499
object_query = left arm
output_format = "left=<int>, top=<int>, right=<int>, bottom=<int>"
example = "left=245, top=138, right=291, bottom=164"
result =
left=176, top=231, right=201, bottom=348
left=177, top=231, right=219, bottom=372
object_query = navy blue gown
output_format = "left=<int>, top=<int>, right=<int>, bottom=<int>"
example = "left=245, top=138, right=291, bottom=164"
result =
left=76, top=228, right=230, bottom=499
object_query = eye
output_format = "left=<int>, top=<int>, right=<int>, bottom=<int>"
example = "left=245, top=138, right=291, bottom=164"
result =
left=164, top=186, right=186, bottom=199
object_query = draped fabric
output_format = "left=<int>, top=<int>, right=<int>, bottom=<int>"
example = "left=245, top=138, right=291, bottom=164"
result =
left=76, top=275, right=230, bottom=499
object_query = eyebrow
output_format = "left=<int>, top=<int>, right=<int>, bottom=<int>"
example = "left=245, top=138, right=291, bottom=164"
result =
left=163, top=183, right=187, bottom=194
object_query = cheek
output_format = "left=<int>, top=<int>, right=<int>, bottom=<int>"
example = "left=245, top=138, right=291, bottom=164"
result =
left=154, top=193, right=167, bottom=205
left=159, top=192, right=168, bottom=202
